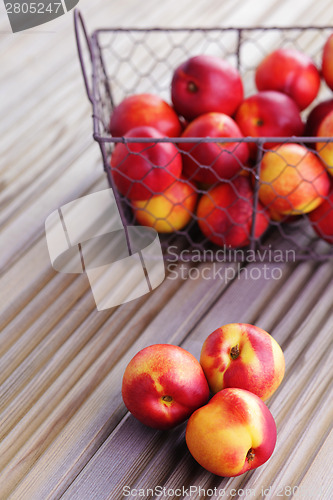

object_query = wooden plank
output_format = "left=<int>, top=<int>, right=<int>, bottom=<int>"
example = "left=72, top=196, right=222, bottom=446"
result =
left=0, top=223, right=177, bottom=392
left=0, top=279, right=183, bottom=497
left=0, top=269, right=186, bottom=469
left=130, top=274, right=333, bottom=500
left=59, top=260, right=292, bottom=499
left=61, top=259, right=333, bottom=500
left=0, top=244, right=56, bottom=333
left=293, top=429, right=333, bottom=500
left=237, top=332, right=333, bottom=500
left=1, top=263, right=239, bottom=499
left=1, top=1, right=333, bottom=499
left=0, top=152, right=105, bottom=273
left=0, top=274, right=92, bottom=391
left=253, top=260, right=322, bottom=332
left=0, top=103, right=92, bottom=219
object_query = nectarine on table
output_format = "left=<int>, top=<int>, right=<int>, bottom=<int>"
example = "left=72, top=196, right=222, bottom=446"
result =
left=185, top=388, right=277, bottom=477
left=122, top=344, right=209, bottom=430
left=200, top=323, right=285, bottom=401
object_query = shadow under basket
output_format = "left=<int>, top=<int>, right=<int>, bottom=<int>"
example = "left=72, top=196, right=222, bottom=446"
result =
left=74, top=9, right=333, bottom=263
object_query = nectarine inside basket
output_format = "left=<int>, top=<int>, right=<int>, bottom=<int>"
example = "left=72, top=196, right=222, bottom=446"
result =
left=75, top=10, right=333, bottom=262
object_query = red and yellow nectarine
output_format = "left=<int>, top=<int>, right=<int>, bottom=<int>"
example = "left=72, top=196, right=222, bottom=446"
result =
left=180, top=112, right=249, bottom=184
left=111, top=126, right=182, bottom=200
left=316, top=109, right=333, bottom=176
left=186, top=388, right=277, bottom=477
left=259, top=143, right=330, bottom=216
left=235, top=90, right=304, bottom=159
left=132, top=177, right=197, bottom=233
left=197, top=176, right=269, bottom=248
left=255, top=48, right=321, bottom=111
left=322, top=34, right=333, bottom=91
left=200, top=323, right=285, bottom=401
left=122, top=344, right=210, bottom=430
left=308, top=188, right=333, bottom=244
left=110, top=93, right=182, bottom=137
left=171, top=54, right=243, bottom=120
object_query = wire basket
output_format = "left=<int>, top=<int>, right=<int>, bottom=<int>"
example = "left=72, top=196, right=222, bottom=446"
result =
left=74, top=10, right=333, bottom=262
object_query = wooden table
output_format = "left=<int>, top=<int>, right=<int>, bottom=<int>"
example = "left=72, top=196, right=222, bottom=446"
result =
left=1, top=0, right=332, bottom=498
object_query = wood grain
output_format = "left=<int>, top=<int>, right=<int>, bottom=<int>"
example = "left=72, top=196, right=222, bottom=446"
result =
left=1, top=0, right=333, bottom=499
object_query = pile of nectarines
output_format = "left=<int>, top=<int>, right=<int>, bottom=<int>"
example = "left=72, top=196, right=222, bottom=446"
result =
left=109, top=35, right=333, bottom=248
left=122, top=323, right=285, bottom=477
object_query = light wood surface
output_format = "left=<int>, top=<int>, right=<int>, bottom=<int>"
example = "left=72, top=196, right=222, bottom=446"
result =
left=1, top=1, right=333, bottom=499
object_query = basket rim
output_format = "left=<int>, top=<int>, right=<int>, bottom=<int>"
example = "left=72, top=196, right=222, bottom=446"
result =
left=92, top=135, right=333, bottom=144
left=92, top=25, right=333, bottom=34
left=89, top=24, right=333, bottom=144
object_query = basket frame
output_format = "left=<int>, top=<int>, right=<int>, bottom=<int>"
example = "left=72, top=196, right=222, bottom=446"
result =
left=74, top=9, right=333, bottom=262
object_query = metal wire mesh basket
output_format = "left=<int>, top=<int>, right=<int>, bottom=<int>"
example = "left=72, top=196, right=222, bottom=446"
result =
left=74, top=10, right=333, bottom=262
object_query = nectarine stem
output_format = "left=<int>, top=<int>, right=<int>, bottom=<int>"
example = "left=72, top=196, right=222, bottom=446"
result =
left=230, top=345, right=240, bottom=360
left=162, top=395, right=173, bottom=402
left=187, top=81, right=198, bottom=93
left=246, top=448, right=255, bottom=462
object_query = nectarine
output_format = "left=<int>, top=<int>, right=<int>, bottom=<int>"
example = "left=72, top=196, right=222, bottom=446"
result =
left=111, top=126, right=182, bottom=200
left=259, top=143, right=330, bottom=215
left=235, top=90, right=304, bottom=159
left=180, top=112, right=249, bottom=184
left=171, top=54, right=243, bottom=120
left=255, top=48, right=321, bottom=110
left=316, top=109, right=333, bottom=176
left=197, top=176, right=269, bottom=248
left=186, top=388, right=277, bottom=477
left=122, top=344, right=210, bottom=430
left=110, top=93, right=182, bottom=137
left=322, top=34, right=333, bottom=91
left=132, top=177, right=198, bottom=233
left=200, top=323, right=285, bottom=401
left=308, top=188, right=333, bottom=244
